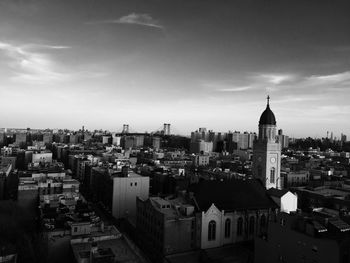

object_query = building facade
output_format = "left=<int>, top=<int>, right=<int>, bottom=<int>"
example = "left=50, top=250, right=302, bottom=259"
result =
left=112, top=172, right=149, bottom=221
left=252, top=97, right=282, bottom=189
left=136, top=197, right=195, bottom=262
left=191, top=179, right=276, bottom=250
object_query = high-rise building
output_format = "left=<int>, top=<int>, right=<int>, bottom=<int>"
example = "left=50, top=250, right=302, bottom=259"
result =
left=43, top=133, right=53, bottom=144
left=0, top=132, right=5, bottom=145
left=248, top=132, right=256, bottom=149
left=190, top=140, right=213, bottom=154
left=112, top=135, right=121, bottom=146
left=238, top=132, right=249, bottom=149
left=15, top=132, right=27, bottom=145
left=152, top=137, right=161, bottom=150
left=163, top=123, right=171, bottom=135
left=252, top=96, right=282, bottom=189
left=277, top=129, right=289, bottom=149
left=341, top=133, right=347, bottom=144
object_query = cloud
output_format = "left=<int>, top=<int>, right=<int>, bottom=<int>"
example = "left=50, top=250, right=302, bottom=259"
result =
left=0, top=42, right=106, bottom=85
left=86, top=13, right=163, bottom=29
left=306, top=71, right=350, bottom=84
left=24, top=44, right=71, bottom=50
left=216, top=86, right=252, bottom=92
left=202, top=79, right=255, bottom=93
left=258, top=74, right=294, bottom=85
left=0, top=41, right=73, bottom=84
left=250, top=71, right=350, bottom=95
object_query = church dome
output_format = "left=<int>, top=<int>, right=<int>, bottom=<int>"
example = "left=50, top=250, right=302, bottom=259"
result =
left=259, top=96, right=276, bottom=125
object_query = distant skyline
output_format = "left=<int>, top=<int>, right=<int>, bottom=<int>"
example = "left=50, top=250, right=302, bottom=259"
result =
left=0, top=0, right=349, bottom=138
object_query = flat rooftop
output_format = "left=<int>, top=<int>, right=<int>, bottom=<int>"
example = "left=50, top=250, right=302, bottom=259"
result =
left=71, top=235, right=146, bottom=263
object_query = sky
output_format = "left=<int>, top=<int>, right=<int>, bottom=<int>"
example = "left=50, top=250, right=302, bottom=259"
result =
left=0, top=0, right=349, bottom=138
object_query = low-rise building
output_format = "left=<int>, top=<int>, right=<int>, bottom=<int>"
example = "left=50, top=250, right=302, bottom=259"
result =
left=255, top=211, right=350, bottom=263
left=282, top=170, right=309, bottom=188
left=267, top=188, right=298, bottom=213
left=71, top=224, right=147, bottom=263
left=192, top=154, right=210, bottom=167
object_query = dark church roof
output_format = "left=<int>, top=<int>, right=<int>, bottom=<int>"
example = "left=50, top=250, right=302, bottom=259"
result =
left=259, top=104, right=276, bottom=125
left=190, top=179, right=277, bottom=211
left=259, top=96, right=276, bottom=125
left=267, top=188, right=289, bottom=198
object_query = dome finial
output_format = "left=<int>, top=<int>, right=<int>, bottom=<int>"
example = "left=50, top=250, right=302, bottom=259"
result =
left=267, top=95, right=270, bottom=106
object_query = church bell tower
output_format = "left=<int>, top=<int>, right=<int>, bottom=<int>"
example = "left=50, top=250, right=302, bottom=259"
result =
left=252, top=96, right=281, bottom=189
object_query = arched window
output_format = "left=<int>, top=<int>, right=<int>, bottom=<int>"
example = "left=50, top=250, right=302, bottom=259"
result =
left=260, top=214, right=266, bottom=232
left=237, top=217, right=243, bottom=236
left=224, top=219, right=231, bottom=238
left=270, top=168, right=275, bottom=183
left=208, top=220, right=216, bottom=241
left=249, top=216, right=255, bottom=235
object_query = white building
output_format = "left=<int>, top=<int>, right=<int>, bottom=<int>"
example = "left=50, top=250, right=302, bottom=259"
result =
left=102, top=136, right=111, bottom=144
left=32, top=152, right=53, bottom=164
left=112, top=135, right=121, bottom=146
left=267, top=188, right=298, bottom=213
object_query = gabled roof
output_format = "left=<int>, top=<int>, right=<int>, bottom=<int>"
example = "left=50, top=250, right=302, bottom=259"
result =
left=190, top=179, right=277, bottom=211
left=267, top=188, right=289, bottom=198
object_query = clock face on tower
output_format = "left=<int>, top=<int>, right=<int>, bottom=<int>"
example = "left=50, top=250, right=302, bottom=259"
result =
left=270, top=157, right=276, bottom=163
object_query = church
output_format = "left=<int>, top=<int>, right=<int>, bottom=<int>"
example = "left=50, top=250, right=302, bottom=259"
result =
left=252, top=96, right=282, bottom=189
left=189, top=97, right=281, bottom=250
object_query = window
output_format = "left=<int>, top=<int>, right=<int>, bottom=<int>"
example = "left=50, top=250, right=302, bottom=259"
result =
left=280, top=218, right=286, bottom=226
left=237, top=217, right=243, bottom=236
left=249, top=216, right=255, bottom=235
left=135, top=182, right=137, bottom=186
left=73, top=227, right=78, bottom=233
left=260, top=214, right=266, bottom=230
left=225, top=219, right=231, bottom=238
left=257, top=166, right=262, bottom=178
left=130, top=183, right=133, bottom=186
left=208, top=220, right=216, bottom=241
left=270, top=168, right=275, bottom=183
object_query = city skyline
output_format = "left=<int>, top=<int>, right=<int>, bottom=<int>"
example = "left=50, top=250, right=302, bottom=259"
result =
left=0, top=0, right=349, bottom=137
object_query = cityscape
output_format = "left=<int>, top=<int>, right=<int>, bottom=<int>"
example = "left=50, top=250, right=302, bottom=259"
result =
left=1, top=1, right=350, bottom=263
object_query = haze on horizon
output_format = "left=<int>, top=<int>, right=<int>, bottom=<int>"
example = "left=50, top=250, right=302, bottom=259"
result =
left=0, top=0, right=349, bottom=138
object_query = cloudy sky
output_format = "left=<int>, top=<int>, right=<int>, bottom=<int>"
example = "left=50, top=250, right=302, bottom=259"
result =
left=0, top=0, right=349, bottom=138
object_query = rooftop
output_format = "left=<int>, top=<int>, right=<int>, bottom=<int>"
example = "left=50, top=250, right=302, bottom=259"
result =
left=71, top=234, right=146, bottom=263
left=267, top=188, right=289, bottom=198
left=190, top=179, right=277, bottom=211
